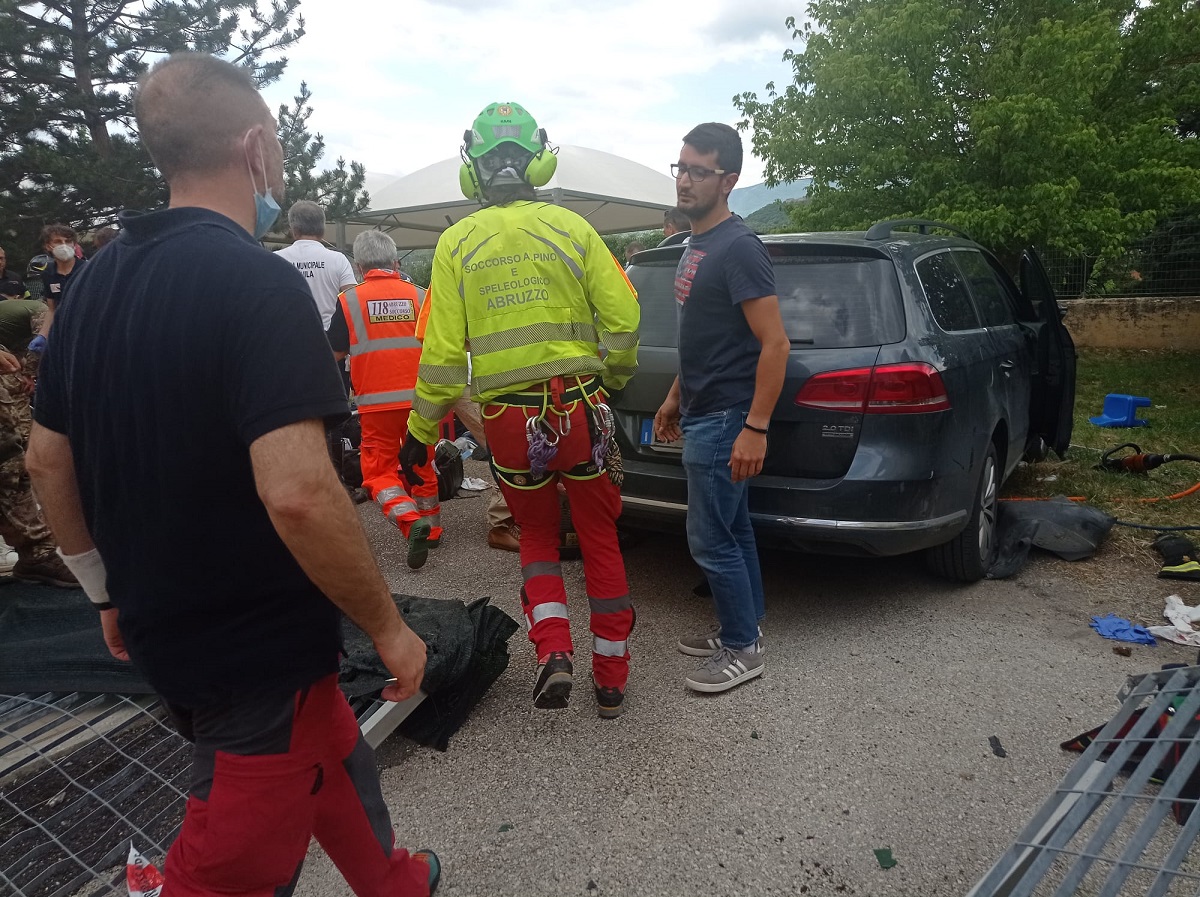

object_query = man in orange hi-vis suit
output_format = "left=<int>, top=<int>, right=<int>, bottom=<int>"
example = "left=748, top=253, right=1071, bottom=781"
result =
left=328, top=230, right=439, bottom=569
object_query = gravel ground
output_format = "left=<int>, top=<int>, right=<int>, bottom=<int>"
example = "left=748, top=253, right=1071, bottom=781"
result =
left=294, top=465, right=1200, bottom=897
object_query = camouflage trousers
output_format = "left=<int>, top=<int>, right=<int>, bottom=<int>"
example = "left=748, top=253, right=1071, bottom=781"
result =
left=0, top=373, right=55, bottom=561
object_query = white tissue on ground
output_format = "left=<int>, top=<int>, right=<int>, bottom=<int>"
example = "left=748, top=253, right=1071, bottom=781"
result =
left=1148, top=594, right=1200, bottom=647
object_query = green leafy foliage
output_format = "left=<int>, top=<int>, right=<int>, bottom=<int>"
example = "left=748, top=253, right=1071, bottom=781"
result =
left=601, top=230, right=664, bottom=262
left=277, top=81, right=369, bottom=229
left=399, top=249, right=433, bottom=288
left=734, top=0, right=1200, bottom=278
left=0, top=0, right=304, bottom=262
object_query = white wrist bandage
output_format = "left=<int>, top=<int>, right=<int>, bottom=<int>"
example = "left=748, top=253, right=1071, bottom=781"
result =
left=56, top=547, right=112, bottom=610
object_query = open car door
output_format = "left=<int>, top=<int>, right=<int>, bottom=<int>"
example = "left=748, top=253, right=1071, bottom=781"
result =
left=1020, top=248, right=1077, bottom=459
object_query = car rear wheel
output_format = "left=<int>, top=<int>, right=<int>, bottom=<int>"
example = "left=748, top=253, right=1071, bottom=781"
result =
left=926, top=444, right=999, bottom=583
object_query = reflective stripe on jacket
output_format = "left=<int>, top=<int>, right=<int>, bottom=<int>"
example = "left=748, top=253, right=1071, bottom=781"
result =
left=338, top=270, right=424, bottom=413
left=408, top=201, right=640, bottom=444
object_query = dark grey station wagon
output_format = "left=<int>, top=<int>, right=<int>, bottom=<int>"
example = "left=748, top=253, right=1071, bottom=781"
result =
left=613, top=220, right=1076, bottom=582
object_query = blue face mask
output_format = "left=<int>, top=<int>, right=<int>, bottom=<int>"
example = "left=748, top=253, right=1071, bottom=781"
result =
left=246, top=143, right=281, bottom=240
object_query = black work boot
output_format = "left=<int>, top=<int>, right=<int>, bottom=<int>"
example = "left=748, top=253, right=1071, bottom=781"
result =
left=533, top=652, right=573, bottom=709
left=595, top=685, right=625, bottom=720
left=1152, top=534, right=1200, bottom=581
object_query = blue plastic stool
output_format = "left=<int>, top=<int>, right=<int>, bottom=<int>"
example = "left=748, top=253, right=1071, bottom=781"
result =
left=1089, top=393, right=1151, bottom=428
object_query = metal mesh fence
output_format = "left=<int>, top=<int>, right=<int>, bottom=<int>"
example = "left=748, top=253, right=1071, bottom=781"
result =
left=0, top=690, right=407, bottom=896
left=970, top=665, right=1200, bottom=897
left=1040, top=218, right=1200, bottom=299
left=0, top=693, right=189, bottom=897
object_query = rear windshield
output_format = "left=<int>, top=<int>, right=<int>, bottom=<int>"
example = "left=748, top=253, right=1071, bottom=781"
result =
left=629, top=255, right=906, bottom=349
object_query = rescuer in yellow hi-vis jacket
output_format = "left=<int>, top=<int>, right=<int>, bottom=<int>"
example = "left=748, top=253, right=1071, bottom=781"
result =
left=401, top=101, right=640, bottom=719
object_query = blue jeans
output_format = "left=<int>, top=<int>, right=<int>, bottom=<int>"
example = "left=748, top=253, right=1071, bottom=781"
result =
left=681, top=404, right=765, bottom=650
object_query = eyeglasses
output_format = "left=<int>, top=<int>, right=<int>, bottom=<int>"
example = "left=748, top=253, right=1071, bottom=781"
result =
left=671, top=163, right=727, bottom=182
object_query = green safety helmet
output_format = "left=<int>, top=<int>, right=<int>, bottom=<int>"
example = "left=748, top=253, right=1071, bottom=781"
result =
left=459, top=101, right=558, bottom=201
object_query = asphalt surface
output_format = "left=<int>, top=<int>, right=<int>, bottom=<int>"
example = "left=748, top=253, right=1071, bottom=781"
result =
left=295, top=463, right=1199, bottom=897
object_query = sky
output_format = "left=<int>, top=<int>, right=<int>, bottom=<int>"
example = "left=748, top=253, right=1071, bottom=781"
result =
left=257, top=0, right=804, bottom=200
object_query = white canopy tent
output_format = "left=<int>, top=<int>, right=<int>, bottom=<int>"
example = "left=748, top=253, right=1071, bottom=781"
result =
left=331, top=145, right=677, bottom=251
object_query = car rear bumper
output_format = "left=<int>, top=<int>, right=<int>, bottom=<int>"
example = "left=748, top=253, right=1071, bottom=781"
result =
left=618, top=461, right=970, bottom=557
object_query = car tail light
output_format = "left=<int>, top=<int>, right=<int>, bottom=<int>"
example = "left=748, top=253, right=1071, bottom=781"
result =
left=795, top=363, right=950, bottom=414
left=792, top=367, right=872, bottom=412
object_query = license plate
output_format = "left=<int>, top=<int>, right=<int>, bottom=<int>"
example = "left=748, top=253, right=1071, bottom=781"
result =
left=640, top=419, right=683, bottom=453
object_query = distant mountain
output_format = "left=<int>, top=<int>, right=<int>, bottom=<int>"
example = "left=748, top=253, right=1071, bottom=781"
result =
left=729, top=178, right=811, bottom=217
left=744, top=201, right=796, bottom=233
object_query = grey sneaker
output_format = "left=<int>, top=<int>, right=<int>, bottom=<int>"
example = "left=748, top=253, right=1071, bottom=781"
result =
left=684, top=646, right=764, bottom=693
left=677, top=625, right=763, bottom=657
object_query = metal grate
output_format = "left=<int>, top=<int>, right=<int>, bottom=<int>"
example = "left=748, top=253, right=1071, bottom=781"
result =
left=0, top=693, right=189, bottom=896
left=0, top=690, right=421, bottom=896
left=970, top=665, right=1200, bottom=897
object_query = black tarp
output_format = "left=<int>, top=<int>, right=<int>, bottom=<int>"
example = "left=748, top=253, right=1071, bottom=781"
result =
left=987, top=497, right=1115, bottom=579
left=0, top=580, right=154, bottom=694
left=0, top=582, right=517, bottom=749
left=342, top=595, right=519, bottom=751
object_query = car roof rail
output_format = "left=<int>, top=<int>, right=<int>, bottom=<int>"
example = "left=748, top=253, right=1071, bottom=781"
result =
left=864, top=219, right=973, bottom=242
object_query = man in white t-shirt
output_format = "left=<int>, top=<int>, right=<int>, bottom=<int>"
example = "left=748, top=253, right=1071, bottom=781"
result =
left=275, top=201, right=357, bottom=328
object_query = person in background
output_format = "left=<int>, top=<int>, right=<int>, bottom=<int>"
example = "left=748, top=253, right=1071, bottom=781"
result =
left=26, top=52, right=439, bottom=896
left=0, top=246, right=28, bottom=298
left=0, top=276, right=49, bottom=361
left=328, top=230, right=440, bottom=569
left=276, top=201, right=360, bottom=396
left=0, top=281, right=75, bottom=587
left=623, top=240, right=645, bottom=266
left=663, top=207, right=690, bottom=240
left=275, top=200, right=358, bottom=328
left=402, top=101, right=639, bottom=719
left=654, top=122, right=789, bottom=695
left=39, top=224, right=87, bottom=320
left=92, top=226, right=120, bottom=251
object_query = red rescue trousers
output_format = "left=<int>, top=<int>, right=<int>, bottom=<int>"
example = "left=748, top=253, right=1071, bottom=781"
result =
left=162, top=673, right=429, bottom=897
left=484, top=378, right=633, bottom=691
left=359, top=408, right=441, bottom=541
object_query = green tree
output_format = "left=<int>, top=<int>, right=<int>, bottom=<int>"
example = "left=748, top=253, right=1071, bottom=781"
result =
left=601, top=230, right=663, bottom=261
left=734, top=0, right=1200, bottom=277
left=399, top=248, right=433, bottom=288
left=276, top=81, right=369, bottom=228
left=0, top=0, right=304, bottom=261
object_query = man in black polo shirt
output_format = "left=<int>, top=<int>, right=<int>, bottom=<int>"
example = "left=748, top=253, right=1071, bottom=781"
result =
left=27, top=53, right=440, bottom=896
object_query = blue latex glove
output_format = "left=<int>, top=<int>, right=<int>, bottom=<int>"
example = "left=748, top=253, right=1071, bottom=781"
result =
left=27, top=334, right=47, bottom=354
left=1090, top=613, right=1157, bottom=646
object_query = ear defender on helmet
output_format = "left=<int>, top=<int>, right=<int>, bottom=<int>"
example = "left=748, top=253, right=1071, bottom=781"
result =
left=522, top=127, right=557, bottom=187
left=459, top=128, right=484, bottom=200
left=459, top=161, right=482, bottom=201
